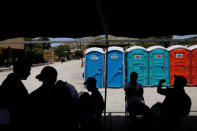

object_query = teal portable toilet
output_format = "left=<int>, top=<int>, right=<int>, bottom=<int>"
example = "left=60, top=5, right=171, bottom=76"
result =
left=84, top=47, right=104, bottom=88
left=147, top=46, right=169, bottom=86
left=125, top=46, right=148, bottom=86
left=107, top=46, right=124, bottom=88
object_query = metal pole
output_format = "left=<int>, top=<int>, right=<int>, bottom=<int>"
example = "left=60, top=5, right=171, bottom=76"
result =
left=104, top=34, right=109, bottom=119
left=79, top=42, right=83, bottom=64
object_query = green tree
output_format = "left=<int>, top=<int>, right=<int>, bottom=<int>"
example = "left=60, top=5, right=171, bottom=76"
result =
left=74, top=50, right=84, bottom=59
left=24, top=37, right=51, bottom=64
left=54, top=45, right=70, bottom=59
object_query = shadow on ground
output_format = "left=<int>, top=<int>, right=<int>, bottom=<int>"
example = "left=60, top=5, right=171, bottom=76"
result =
left=100, top=113, right=197, bottom=131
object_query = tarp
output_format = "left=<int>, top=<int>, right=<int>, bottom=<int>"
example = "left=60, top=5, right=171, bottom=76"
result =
left=0, top=1, right=196, bottom=40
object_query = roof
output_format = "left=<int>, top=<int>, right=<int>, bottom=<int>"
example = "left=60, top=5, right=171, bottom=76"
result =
left=167, top=45, right=187, bottom=51
left=188, top=45, right=197, bottom=50
left=147, top=46, right=167, bottom=51
left=0, top=38, right=24, bottom=50
left=108, top=46, right=124, bottom=52
left=85, top=47, right=104, bottom=54
left=126, top=46, right=147, bottom=52
left=0, top=1, right=196, bottom=40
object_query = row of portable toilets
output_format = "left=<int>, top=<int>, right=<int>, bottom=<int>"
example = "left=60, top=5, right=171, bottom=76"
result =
left=84, top=45, right=197, bottom=88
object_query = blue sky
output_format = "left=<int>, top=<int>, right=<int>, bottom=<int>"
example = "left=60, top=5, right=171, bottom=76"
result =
left=172, top=35, right=197, bottom=39
left=49, top=38, right=75, bottom=47
left=48, top=35, right=197, bottom=47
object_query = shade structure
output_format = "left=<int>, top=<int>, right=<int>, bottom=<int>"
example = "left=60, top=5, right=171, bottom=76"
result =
left=0, top=1, right=197, bottom=40
left=107, top=46, right=124, bottom=88
left=147, top=46, right=169, bottom=86
left=125, top=46, right=148, bottom=86
left=188, top=45, right=197, bottom=85
left=84, top=47, right=105, bottom=88
left=167, top=45, right=190, bottom=85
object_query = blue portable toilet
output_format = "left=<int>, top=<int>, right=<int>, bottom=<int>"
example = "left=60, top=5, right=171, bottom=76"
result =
left=84, top=47, right=104, bottom=88
left=107, top=46, right=124, bottom=88
left=147, top=46, right=169, bottom=86
left=125, top=46, right=148, bottom=86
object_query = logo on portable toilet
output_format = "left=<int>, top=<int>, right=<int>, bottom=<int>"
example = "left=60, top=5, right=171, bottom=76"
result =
left=90, top=56, right=98, bottom=60
left=135, top=55, right=141, bottom=59
left=176, top=54, right=183, bottom=58
left=111, top=54, right=119, bottom=60
left=155, top=54, right=162, bottom=58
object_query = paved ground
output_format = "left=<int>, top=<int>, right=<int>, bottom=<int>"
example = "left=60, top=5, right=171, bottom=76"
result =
left=0, top=60, right=197, bottom=130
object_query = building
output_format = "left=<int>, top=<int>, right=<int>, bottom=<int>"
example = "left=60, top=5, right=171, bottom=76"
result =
left=0, top=38, right=25, bottom=66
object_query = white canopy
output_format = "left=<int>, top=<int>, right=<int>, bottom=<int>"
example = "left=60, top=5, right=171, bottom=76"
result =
left=126, top=46, right=146, bottom=52
left=188, top=45, right=197, bottom=50
left=108, top=46, right=124, bottom=52
left=147, top=45, right=167, bottom=51
left=85, top=47, right=104, bottom=54
left=167, top=45, right=187, bottom=51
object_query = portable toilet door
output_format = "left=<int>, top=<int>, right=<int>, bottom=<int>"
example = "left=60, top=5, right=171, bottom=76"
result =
left=147, top=46, right=169, bottom=86
left=125, top=46, right=148, bottom=86
left=167, top=45, right=191, bottom=86
left=85, top=47, right=104, bottom=88
left=188, top=45, right=197, bottom=86
left=107, top=46, right=124, bottom=88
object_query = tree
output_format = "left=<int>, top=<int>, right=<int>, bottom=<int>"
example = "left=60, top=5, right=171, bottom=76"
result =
left=54, top=45, right=71, bottom=59
left=74, top=50, right=84, bottom=59
left=24, top=37, right=51, bottom=64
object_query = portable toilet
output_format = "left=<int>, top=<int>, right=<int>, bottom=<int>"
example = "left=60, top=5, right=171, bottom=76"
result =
left=84, top=47, right=104, bottom=88
left=188, top=45, right=197, bottom=86
left=107, top=46, right=124, bottom=88
left=125, top=46, right=148, bottom=86
left=147, top=46, right=169, bottom=86
left=167, top=45, right=190, bottom=85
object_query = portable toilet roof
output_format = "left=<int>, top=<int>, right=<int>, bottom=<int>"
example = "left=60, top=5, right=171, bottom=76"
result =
left=147, top=45, right=167, bottom=51
left=125, top=46, right=147, bottom=52
left=85, top=47, right=104, bottom=54
left=188, top=45, right=197, bottom=50
left=108, top=46, right=124, bottom=52
left=167, top=45, right=187, bottom=51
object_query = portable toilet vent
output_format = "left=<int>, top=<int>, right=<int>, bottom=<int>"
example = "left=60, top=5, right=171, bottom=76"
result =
left=125, top=46, right=148, bottom=86
left=188, top=45, right=197, bottom=86
left=147, top=46, right=169, bottom=86
left=167, top=45, right=190, bottom=86
left=107, top=46, right=124, bottom=88
left=84, top=47, right=104, bottom=88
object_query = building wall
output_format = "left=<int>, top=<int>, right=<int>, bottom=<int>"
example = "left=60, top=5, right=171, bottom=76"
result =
left=0, top=37, right=24, bottom=49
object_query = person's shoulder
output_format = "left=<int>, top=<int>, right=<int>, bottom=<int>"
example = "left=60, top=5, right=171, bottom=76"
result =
left=124, top=82, right=131, bottom=89
left=137, top=83, right=143, bottom=88
left=30, top=87, right=43, bottom=97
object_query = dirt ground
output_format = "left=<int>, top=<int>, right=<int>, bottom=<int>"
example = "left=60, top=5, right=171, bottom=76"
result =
left=0, top=60, right=197, bottom=130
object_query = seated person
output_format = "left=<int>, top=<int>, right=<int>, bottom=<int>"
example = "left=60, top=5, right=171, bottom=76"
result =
left=81, top=77, right=105, bottom=129
left=154, top=76, right=191, bottom=123
left=124, top=72, right=150, bottom=123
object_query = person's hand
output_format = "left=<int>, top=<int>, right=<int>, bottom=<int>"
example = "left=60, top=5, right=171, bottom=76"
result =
left=159, top=79, right=166, bottom=84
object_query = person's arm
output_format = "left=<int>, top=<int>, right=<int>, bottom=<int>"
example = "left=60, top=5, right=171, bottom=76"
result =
left=137, top=86, right=143, bottom=98
left=157, top=79, right=167, bottom=95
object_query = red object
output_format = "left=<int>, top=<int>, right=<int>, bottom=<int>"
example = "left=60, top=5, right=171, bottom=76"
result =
left=169, top=46, right=190, bottom=85
left=189, top=46, right=197, bottom=85
left=81, top=61, right=84, bottom=68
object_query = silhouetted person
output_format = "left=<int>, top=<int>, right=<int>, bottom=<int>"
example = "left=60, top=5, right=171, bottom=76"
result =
left=0, top=58, right=32, bottom=129
left=83, top=77, right=105, bottom=130
left=155, top=76, right=191, bottom=124
left=124, top=72, right=150, bottom=124
left=29, top=66, right=74, bottom=130
left=78, top=92, right=93, bottom=129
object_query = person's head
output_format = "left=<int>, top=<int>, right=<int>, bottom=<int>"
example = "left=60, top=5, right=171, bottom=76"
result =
left=84, top=77, right=97, bottom=92
left=130, top=72, right=138, bottom=84
left=13, top=58, right=32, bottom=80
left=174, top=75, right=187, bottom=89
left=36, top=66, right=58, bottom=85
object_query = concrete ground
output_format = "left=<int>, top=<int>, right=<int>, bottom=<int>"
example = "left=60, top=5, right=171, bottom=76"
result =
left=0, top=59, right=197, bottom=130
